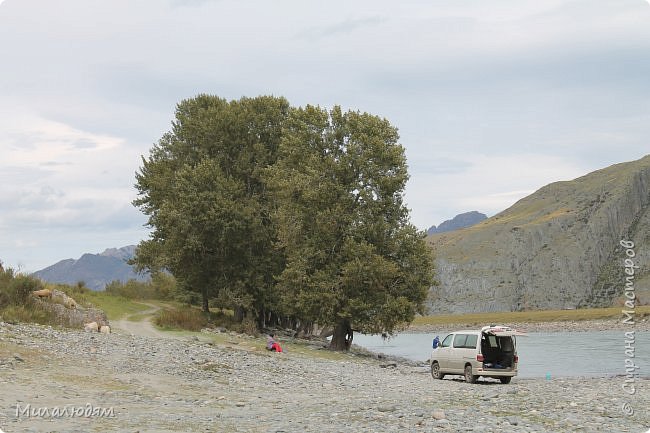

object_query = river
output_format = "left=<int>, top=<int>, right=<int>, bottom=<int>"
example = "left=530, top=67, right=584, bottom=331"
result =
left=352, top=330, right=650, bottom=378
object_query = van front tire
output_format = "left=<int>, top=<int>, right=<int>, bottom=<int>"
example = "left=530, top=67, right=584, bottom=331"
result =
left=431, top=362, right=444, bottom=380
left=464, top=365, right=478, bottom=384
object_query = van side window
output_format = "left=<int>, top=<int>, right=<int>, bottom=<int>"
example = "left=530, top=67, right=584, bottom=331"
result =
left=441, top=334, right=453, bottom=347
left=465, top=334, right=478, bottom=349
left=453, top=334, right=468, bottom=348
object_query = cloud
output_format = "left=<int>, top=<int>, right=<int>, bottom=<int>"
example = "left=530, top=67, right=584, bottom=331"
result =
left=2, top=115, right=123, bottom=164
left=295, top=16, right=386, bottom=40
left=0, top=113, right=148, bottom=262
left=1, top=0, right=650, bottom=270
left=169, top=0, right=222, bottom=8
left=405, top=153, right=591, bottom=229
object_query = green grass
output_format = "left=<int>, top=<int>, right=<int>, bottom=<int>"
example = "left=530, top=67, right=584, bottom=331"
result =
left=414, top=306, right=650, bottom=327
left=83, top=291, right=151, bottom=321
left=0, top=303, right=56, bottom=325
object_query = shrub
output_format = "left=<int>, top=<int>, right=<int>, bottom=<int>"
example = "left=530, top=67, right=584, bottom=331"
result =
left=154, top=307, right=208, bottom=331
left=1, top=303, right=55, bottom=325
left=235, top=316, right=259, bottom=336
left=153, top=306, right=259, bottom=335
left=56, top=282, right=91, bottom=306
left=104, top=274, right=176, bottom=300
left=0, top=269, right=44, bottom=309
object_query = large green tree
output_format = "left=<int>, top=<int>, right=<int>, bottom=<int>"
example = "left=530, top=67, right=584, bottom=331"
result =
left=133, top=94, right=289, bottom=314
left=268, top=105, right=434, bottom=350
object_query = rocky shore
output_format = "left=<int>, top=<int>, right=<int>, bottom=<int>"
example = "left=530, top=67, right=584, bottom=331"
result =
left=1, top=321, right=648, bottom=432
left=408, top=317, right=650, bottom=334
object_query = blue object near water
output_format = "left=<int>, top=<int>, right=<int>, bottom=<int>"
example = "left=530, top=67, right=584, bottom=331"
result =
left=352, top=330, right=650, bottom=378
left=546, top=372, right=551, bottom=380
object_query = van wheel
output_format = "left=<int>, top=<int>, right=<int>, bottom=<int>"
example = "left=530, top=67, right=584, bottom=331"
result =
left=499, top=377, right=512, bottom=384
left=431, top=362, right=444, bottom=380
left=464, top=365, right=477, bottom=384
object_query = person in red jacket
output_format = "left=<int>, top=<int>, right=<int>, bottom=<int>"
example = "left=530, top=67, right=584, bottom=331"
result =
left=266, top=334, right=282, bottom=352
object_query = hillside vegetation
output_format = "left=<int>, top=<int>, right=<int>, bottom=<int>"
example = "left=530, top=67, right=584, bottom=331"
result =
left=428, top=154, right=650, bottom=313
left=0, top=262, right=167, bottom=326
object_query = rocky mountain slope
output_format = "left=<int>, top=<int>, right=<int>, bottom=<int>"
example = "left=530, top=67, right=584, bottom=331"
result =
left=427, top=211, right=487, bottom=235
left=33, top=246, right=148, bottom=291
left=428, top=155, right=650, bottom=313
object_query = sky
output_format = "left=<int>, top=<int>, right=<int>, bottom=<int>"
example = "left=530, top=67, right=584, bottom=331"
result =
left=1, top=0, right=649, bottom=272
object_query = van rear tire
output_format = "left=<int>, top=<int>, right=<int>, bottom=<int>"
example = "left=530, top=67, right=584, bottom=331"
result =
left=499, top=376, right=512, bottom=384
left=464, top=365, right=478, bottom=383
left=431, top=362, right=444, bottom=380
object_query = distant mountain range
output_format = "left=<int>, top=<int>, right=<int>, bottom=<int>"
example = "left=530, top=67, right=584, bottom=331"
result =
left=33, top=246, right=149, bottom=291
left=428, top=154, right=650, bottom=313
left=427, top=211, right=487, bottom=235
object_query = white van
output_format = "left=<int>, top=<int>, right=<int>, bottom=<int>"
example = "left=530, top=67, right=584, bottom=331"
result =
left=430, top=325, right=524, bottom=384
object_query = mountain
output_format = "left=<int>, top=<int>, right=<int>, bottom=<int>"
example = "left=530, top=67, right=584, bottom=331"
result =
left=99, top=245, right=137, bottom=261
left=428, top=155, right=650, bottom=313
left=33, top=246, right=149, bottom=291
left=427, top=211, right=487, bottom=235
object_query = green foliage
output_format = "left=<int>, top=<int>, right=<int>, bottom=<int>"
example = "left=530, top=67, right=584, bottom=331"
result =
left=132, top=95, right=435, bottom=346
left=1, top=304, right=56, bottom=325
left=104, top=273, right=177, bottom=300
left=60, top=282, right=91, bottom=304
left=0, top=262, right=44, bottom=308
left=0, top=261, right=56, bottom=324
left=133, top=95, right=289, bottom=313
left=267, top=105, right=435, bottom=348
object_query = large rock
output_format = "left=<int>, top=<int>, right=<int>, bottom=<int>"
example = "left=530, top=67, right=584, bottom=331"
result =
left=428, top=155, right=650, bottom=313
left=34, top=289, right=109, bottom=328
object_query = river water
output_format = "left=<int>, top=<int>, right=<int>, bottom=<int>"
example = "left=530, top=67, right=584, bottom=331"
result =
left=353, top=330, right=650, bottom=378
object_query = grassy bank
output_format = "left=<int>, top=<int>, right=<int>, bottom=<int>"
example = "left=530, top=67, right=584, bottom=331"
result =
left=83, top=291, right=152, bottom=321
left=414, top=306, right=650, bottom=327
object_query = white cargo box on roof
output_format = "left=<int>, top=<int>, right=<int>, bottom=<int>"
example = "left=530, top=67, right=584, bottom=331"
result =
left=481, top=325, right=528, bottom=337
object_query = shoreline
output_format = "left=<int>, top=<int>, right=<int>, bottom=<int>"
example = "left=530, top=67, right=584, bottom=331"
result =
left=405, top=316, right=650, bottom=334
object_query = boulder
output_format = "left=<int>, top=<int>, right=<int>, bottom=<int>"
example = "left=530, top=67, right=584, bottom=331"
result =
left=33, top=289, right=109, bottom=328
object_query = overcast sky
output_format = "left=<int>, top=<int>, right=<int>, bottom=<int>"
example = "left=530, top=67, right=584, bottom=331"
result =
left=1, top=0, right=649, bottom=272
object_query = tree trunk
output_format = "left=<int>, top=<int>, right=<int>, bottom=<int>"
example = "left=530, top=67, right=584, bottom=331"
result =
left=201, top=289, right=210, bottom=313
left=234, top=305, right=245, bottom=323
left=257, top=308, right=266, bottom=330
left=329, top=320, right=353, bottom=351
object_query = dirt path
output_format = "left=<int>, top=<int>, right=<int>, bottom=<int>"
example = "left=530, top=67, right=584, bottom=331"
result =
left=112, top=302, right=168, bottom=338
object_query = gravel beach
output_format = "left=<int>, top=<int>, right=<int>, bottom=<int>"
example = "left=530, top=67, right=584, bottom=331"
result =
left=407, top=317, right=650, bottom=334
left=1, top=321, right=648, bottom=433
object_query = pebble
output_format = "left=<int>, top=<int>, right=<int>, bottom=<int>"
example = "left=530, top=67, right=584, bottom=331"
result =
left=432, top=409, right=446, bottom=420
left=377, top=405, right=397, bottom=412
left=506, top=416, right=519, bottom=426
left=0, top=321, right=648, bottom=433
